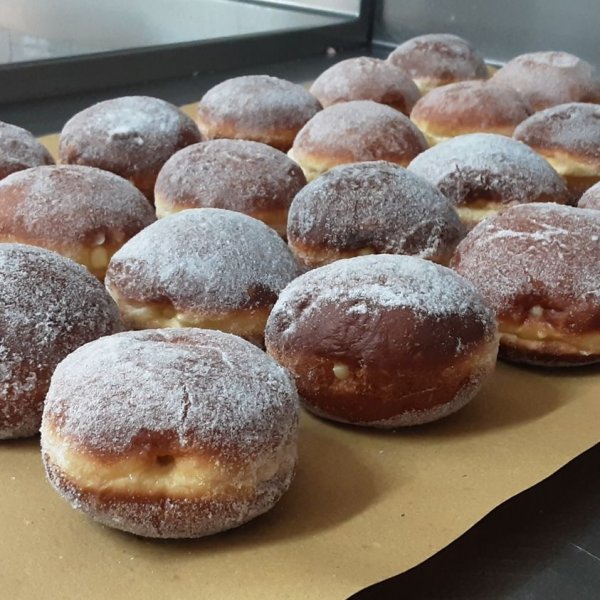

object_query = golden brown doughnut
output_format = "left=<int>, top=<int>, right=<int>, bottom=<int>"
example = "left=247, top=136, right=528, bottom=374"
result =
left=286, top=161, right=464, bottom=268
left=196, top=75, right=321, bottom=151
left=288, top=100, right=428, bottom=181
left=513, top=102, right=600, bottom=199
left=451, top=203, right=600, bottom=366
left=0, top=165, right=156, bottom=279
left=309, top=57, right=421, bottom=115
left=59, top=96, right=202, bottom=200
left=0, top=121, right=54, bottom=180
left=105, top=208, right=301, bottom=346
left=0, top=244, right=123, bottom=439
left=265, top=254, right=498, bottom=427
left=386, top=33, right=488, bottom=94
left=41, top=328, right=299, bottom=538
left=410, top=80, right=533, bottom=146
left=579, top=181, right=600, bottom=209
left=154, top=139, right=306, bottom=236
left=492, top=51, right=600, bottom=111
left=408, top=133, right=570, bottom=228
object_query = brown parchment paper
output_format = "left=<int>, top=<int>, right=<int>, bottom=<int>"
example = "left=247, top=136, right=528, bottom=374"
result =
left=0, top=123, right=598, bottom=599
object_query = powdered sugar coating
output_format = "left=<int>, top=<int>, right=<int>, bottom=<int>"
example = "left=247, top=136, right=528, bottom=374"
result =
left=579, top=181, right=600, bottom=209
left=0, top=121, right=54, bottom=180
left=0, top=244, right=122, bottom=438
left=408, top=133, right=569, bottom=207
left=105, top=208, right=300, bottom=312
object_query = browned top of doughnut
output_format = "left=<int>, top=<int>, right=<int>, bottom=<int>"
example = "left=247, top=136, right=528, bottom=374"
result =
left=105, top=208, right=301, bottom=312
left=0, top=165, right=155, bottom=247
left=309, top=57, right=421, bottom=114
left=410, top=80, right=532, bottom=133
left=513, top=103, right=600, bottom=166
left=0, top=121, right=54, bottom=180
left=492, top=52, right=600, bottom=111
left=154, top=140, right=306, bottom=213
left=387, top=33, right=488, bottom=84
left=287, top=161, right=464, bottom=259
left=451, top=203, right=600, bottom=332
left=408, top=133, right=569, bottom=207
left=579, top=181, right=600, bottom=209
left=291, top=100, right=428, bottom=165
left=59, top=96, right=201, bottom=177
left=42, top=328, right=299, bottom=459
left=265, top=254, right=496, bottom=371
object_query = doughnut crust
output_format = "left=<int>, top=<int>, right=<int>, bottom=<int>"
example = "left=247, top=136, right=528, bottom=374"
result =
left=408, top=133, right=570, bottom=228
left=286, top=161, right=464, bottom=268
left=265, top=254, right=498, bottom=427
left=59, top=96, right=202, bottom=199
left=386, top=33, right=488, bottom=94
left=309, top=57, right=421, bottom=115
left=105, top=208, right=300, bottom=345
left=451, top=203, right=600, bottom=366
left=0, top=165, right=156, bottom=279
left=196, top=75, right=321, bottom=152
left=0, top=121, right=54, bottom=180
left=513, top=103, right=600, bottom=198
left=410, top=81, right=532, bottom=145
left=41, top=328, right=299, bottom=538
left=288, top=100, right=428, bottom=181
left=579, top=181, right=600, bottom=209
left=154, top=140, right=306, bottom=236
left=0, top=244, right=123, bottom=439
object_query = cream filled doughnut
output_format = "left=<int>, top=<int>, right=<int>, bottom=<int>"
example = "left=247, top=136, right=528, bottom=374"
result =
left=105, top=208, right=301, bottom=345
left=265, top=254, right=498, bottom=427
left=0, top=244, right=123, bottom=439
left=59, top=96, right=202, bottom=199
left=288, top=100, right=428, bottom=181
left=0, top=165, right=156, bottom=279
left=0, top=121, right=54, bottom=180
left=41, top=328, right=299, bottom=538
left=579, top=181, right=600, bottom=209
left=286, top=161, right=464, bottom=268
left=154, top=140, right=306, bottom=236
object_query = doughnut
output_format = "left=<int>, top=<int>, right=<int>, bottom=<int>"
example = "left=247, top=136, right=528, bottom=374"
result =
left=579, top=181, right=600, bottom=209
left=513, top=103, right=600, bottom=199
left=105, top=208, right=300, bottom=345
left=0, top=244, right=122, bottom=439
left=288, top=100, right=428, bottom=181
left=265, top=254, right=498, bottom=427
left=59, top=96, right=202, bottom=200
left=195, top=75, right=321, bottom=152
left=0, top=121, right=54, bottom=180
left=309, top=57, right=421, bottom=115
left=408, top=133, right=570, bottom=229
left=40, top=328, right=299, bottom=538
left=410, top=80, right=533, bottom=146
left=451, top=203, right=600, bottom=366
left=154, top=139, right=306, bottom=236
left=0, top=165, right=156, bottom=279
left=386, top=33, right=488, bottom=94
left=286, top=161, right=464, bottom=268
left=492, top=51, right=600, bottom=111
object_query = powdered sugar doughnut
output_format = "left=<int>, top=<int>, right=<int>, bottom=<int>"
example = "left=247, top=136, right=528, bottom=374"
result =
left=154, top=140, right=306, bottom=236
left=0, top=165, right=156, bottom=279
left=309, top=57, right=421, bottom=115
left=387, top=34, right=488, bottom=94
left=0, top=121, right=54, bottom=180
left=492, top=51, right=600, bottom=111
left=289, top=100, right=428, bottom=181
left=514, top=103, right=600, bottom=198
left=196, top=75, right=321, bottom=151
left=105, top=208, right=301, bottom=345
left=451, top=203, right=600, bottom=366
left=287, top=161, right=464, bottom=268
left=59, top=96, right=202, bottom=199
left=0, top=244, right=122, bottom=439
left=408, top=133, right=570, bottom=228
left=41, top=328, right=299, bottom=538
left=265, top=254, right=498, bottom=427
left=579, top=181, right=600, bottom=209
